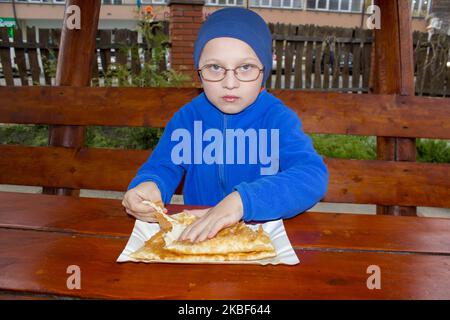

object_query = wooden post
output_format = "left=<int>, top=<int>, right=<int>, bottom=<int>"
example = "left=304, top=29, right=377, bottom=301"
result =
left=371, top=0, right=417, bottom=216
left=167, top=0, right=205, bottom=88
left=42, top=0, right=101, bottom=197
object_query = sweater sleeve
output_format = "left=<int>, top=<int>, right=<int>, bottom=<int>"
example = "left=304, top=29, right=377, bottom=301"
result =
left=127, top=111, right=186, bottom=205
left=233, top=108, right=328, bottom=222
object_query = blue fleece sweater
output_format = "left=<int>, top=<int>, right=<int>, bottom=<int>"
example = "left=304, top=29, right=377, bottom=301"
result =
left=127, top=89, right=328, bottom=222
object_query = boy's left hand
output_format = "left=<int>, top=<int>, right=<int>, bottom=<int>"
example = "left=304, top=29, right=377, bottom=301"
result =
left=179, top=191, right=244, bottom=243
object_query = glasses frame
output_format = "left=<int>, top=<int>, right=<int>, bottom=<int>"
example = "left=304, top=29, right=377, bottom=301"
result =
left=197, top=63, right=264, bottom=82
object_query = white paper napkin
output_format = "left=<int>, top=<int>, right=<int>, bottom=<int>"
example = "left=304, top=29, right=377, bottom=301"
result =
left=117, top=218, right=299, bottom=265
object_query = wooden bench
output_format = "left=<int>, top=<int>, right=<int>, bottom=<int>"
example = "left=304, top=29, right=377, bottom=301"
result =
left=0, top=0, right=450, bottom=301
left=0, top=0, right=449, bottom=216
left=1, top=86, right=449, bottom=215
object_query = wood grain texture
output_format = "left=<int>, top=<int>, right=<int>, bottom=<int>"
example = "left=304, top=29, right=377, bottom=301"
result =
left=0, top=228, right=449, bottom=299
left=371, top=0, right=417, bottom=216
left=1, top=192, right=450, bottom=255
left=1, top=146, right=449, bottom=207
left=0, top=87, right=449, bottom=139
left=44, top=0, right=102, bottom=197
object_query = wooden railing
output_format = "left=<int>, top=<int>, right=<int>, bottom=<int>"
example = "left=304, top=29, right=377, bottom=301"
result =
left=267, top=23, right=450, bottom=96
left=0, top=86, right=449, bottom=210
left=0, top=24, right=170, bottom=86
left=2, top=24, right=449, bottom=96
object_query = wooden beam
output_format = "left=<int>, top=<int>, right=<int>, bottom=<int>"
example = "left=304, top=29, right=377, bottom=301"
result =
left=1, top=145, right=449, bottom=208
left=43, top=0, right=101, bottom=197
left=372, top=0, right=417, bottom=216
left=1, top=87, right=450, bottom=139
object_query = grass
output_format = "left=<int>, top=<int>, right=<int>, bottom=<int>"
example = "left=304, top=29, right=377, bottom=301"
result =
left=1, top=124, right=449, bottom=163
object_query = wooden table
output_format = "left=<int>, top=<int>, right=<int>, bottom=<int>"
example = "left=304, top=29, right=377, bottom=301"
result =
left=0, top=191, right=449, bottom=300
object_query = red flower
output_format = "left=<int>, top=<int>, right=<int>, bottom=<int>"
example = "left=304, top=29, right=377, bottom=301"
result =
left=145, top=6, right=153, bottom=14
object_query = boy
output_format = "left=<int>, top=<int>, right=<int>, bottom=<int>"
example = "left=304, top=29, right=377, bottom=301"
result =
left=122, top=7, right=328, bottom=243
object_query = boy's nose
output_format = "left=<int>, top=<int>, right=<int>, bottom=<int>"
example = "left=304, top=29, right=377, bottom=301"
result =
left=222, top=70, right=240, bottom=89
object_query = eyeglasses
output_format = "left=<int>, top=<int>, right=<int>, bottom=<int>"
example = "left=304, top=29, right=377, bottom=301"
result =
left=197, top=63, right=264, bottom=82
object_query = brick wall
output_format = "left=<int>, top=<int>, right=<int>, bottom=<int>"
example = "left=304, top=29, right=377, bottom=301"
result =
left=168, top=0, right=205, bottom=87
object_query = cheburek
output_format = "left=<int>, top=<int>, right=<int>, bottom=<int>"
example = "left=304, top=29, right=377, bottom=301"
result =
left=129, top=209, right=277, bottom=262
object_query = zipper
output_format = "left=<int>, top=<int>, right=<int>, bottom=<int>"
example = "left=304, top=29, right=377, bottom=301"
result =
left=218, top=114, right=227, bottom=198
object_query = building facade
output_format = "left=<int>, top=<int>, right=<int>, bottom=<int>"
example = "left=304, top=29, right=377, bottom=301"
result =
left=429, top=0, right=450, bottom=34
left=0, top=0, right=432, bottom=31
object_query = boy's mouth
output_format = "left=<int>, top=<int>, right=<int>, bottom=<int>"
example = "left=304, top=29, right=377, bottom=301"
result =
left=222, top=96, right=240, bottom=103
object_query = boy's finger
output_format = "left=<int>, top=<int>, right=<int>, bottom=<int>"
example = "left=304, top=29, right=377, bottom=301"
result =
left=126, top=208, right=139, bottom=218
left=179, top=224, right=194, bottom=241
left=134, top=212, right=157, bottom=223
left=180, top=220, right=203, bottom=242
left=187, top=218, right=212, bottom=243
left=183, top=208, right=210, bottom=217
left=131, top=202, right=157, bottom=214
left=139, top=199, right=166, bottom=213
left=207, top=217, right=229, bottom=239
left=195, top=224, right=214, bottom=243
left=122, top=198, right=129, bottom=210
left=125, top=208, right=157, bottom=222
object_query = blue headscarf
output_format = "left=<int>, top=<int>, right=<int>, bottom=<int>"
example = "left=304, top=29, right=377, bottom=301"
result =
left=193, top=7, right=273, bottom=85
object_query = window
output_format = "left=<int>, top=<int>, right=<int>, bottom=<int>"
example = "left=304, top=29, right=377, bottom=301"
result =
left=305, top=0, right=363, bottom=12
left=141, top=0, right=167, bottom=3
left=307, top=0, right=316, bottom=9
left=272, top=0, right=281, bottom=7
left=206, top=0, right=242, bottom=5
left=317, top=0, right=327, bottom=9
left=306, top=0, right=432, bottom=17
left=350, top=0, right=362, bottom=12
left=282, top=0, right=292, bottom=8
left=340, top=0, right=349, bottom=11
left=329, top=0, right=339, bottom=10
left=102, top=0, right=123, bottom=4
left=249, top=0, right=301, bottom=8
left=15, top=0, right=52, bottom=3
left=411, top=0, right=432, bottom=18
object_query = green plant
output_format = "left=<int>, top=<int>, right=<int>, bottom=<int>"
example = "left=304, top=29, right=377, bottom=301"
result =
left=41, top=48, right=57, bottom=83
left=417, top=138, right=450, bottom=163
left=87, top=6, right=192, bottom=149
left=85, top=126, right=163, bottom=150
left=0, top=124, right=48, bottom=146
left=96, top=6, right=191, bottom=88
left=310, top=134, right=377, bottom=160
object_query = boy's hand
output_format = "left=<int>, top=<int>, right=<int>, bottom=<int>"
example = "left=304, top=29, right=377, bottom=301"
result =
left=122, top=181, right=167, bottom=222
left=179, top=191, right=244, bottom=243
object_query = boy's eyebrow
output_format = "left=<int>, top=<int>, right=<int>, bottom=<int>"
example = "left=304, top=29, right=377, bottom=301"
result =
left=203, top=58, right=259, bottom=64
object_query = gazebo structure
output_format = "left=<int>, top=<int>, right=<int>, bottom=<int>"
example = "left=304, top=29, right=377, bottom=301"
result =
left=1, top=0, right=449, bottom=215
left=0, top=0, right=450, bottom=300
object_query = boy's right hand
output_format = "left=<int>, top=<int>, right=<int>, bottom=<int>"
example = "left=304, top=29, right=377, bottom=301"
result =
left=122, top=181, right=167, bottom=222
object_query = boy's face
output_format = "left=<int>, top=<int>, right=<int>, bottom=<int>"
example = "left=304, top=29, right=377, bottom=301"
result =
left=198, top=37, right=264, bottom=114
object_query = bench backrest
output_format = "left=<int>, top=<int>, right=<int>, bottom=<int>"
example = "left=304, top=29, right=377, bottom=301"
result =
left=0, top=86, right=449, bottom=209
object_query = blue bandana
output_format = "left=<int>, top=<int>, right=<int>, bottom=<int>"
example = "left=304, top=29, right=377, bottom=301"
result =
left=193, top=7, right=273, bottom=85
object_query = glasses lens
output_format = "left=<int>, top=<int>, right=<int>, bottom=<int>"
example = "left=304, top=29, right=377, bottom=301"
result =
left=200, top=64, right=262, bottom=82
left=201, top=64, right=225, bottom=81
left=235, top=64, right=261, bottom=81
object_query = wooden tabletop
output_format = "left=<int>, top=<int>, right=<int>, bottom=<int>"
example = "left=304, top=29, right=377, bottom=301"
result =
left=0, top=191, right=449, bottom=300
